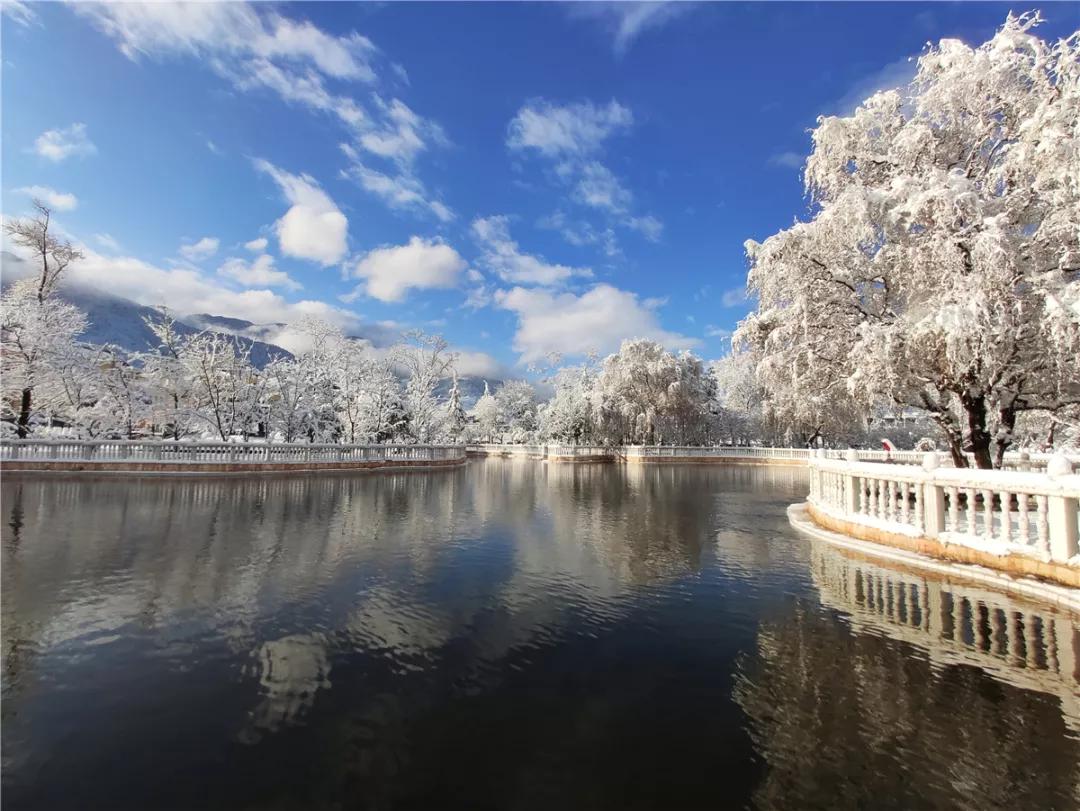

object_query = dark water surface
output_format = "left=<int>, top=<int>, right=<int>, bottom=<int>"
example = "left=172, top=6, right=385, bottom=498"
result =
left=2, top=461, right=1078, bottom=810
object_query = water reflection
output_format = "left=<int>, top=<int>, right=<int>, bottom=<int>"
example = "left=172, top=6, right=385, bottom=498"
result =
left=808, top=539, right=1080, bottom=731
left=735, top=539, right=1080, bottom=811
left=2, top=462, right=1076, bottom=810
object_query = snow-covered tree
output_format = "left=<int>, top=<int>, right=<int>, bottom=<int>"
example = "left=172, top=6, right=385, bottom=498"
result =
left=354, top=359, right=407, bottom=442
left=333, top=341, right=376, bottom=444
left=87, top=345, right=150, bottom=439
left=495, top=380, right=538, bottom=442
left=141, top=309, right=200, bottom=440
left=49, top=342, right=107, bottom=435
left=736, top=13, right=1080, bottom=467
left=263, top=318, right=345, bottom=442
left=593, top=339, right=716, bottom=445
left=182, top=332, right=265, bottom=441
left=710, top=351, right=763, bottom=445
left=469, top=381, right=501, bottom=442
left=2, top=200, right=88, bottom=436
left=538, top=365, right=596, bottom=443
left=394, top=330, right=456, bottom=443
left=1, top=283, right=87, bottom=436
left=443, top=372, right=468, bottom=443
left=3, top=200, right=83, bottom=305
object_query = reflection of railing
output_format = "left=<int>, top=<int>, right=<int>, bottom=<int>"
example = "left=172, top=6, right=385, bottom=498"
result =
left=809, top=539, right=1080, bottom=731
left=809, top=451, right=1080, bottom=565
left=0, top=440, right=467, bottom=465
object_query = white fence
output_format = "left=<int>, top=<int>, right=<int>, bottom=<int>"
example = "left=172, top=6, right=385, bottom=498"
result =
left=622, top=445, right=812, bottom=460
left=821, top=448, right=1067, bottom=472
left=809, top=450, right=1080, bottom=565
left=0, top=440, right=467, bottom=465
left=467, top=444, right=1074, bottom=470
left=467, top=444, right=813, bottom=461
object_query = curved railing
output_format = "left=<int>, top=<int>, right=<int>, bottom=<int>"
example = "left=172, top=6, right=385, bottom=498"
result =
left=466, top=444, right=813, bottom=460
left=622, top=445, right=812, bottom=460
left=808, top=450, right=1080, bottom=566
left=466, top=444, right=1074, bottom=469
left=0, top=440, right=467, bottom=465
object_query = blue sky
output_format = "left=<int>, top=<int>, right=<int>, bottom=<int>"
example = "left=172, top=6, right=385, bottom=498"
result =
left=3, top=2, right=1076, bottom=377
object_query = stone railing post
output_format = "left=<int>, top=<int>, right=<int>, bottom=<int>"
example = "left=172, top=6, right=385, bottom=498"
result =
left=844, top=449, right=859, bottom=514
left=921, top=452, right=945, bottom=537
left=1046, top=455, right=1079, bottom=561
left=810, top=449, right=824, bottom=502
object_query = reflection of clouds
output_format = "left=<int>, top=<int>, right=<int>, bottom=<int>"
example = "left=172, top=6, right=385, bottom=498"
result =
left=242, top=634, right=331, bottom=742
left=347, top=587, right=451, bottom=668
left=2, top=463, right=813, bottom=702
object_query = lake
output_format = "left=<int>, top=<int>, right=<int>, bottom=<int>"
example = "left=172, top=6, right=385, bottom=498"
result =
left=2, top=460, right=1078, bottom=810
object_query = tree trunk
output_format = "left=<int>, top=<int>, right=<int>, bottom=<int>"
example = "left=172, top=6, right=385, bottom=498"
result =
left=962, top=393, right=994, bottom=470
left=17, top=388, right=32, bottom=438
left=993, top=407, right=1016, bottom=469
left=1044, top=419, right=1056, bottom=452
left=927, top=412, right=966, bottom=467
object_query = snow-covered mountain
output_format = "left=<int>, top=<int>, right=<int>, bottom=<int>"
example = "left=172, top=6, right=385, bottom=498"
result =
left=61, top=283, right=290, bottom=367
left=1, top=252, right=503, bottom=400
left=1, top=252, right=289, bottom=367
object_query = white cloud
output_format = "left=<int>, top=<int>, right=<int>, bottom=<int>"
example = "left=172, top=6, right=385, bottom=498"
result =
left=78, top=4, right=450, bottom=193
left=15, top=185, right=78, bottom=211
left=721, top=287, right=747, bottom=307
left=244, top=237, right=269, bottom=252
left=179, top=236, right=220, bottom=262
left=63, top=247, right=362, bottom=333
left=455, top=350, right=510, bottom=379
left=350, top=236, right=465, bottom=302
left=33, top=123, right=96, bottom=162
left=255, top=159, right=348, bottom=266
left=75, top=3, right=376, bottom=81
left=464, top=283, right=494, bottom=310
left=508, top=99, right=657, bottom=244
left=218, top=254, right=301, bottom=291
left=495, top=283, right=697, bottom=362
left=358, top=97, right=447, bottom=167
left=2, top=0, right=37, bottom=27
left=472, top=216, right=592, bottom=287
left=568, top=2, right=696, bottom=56
left=626, top=214, right=663, bottom=242
left=341, top=145, right=453, bottom=222
left=705, top=325, right=732, bottom=340
left=572, top=161, right=632, bottom=213
left=94, top=233, right=121, bottom=252
left=538, top=210, right=620, bottom=257
left=768, top=151, right=803, bottom=169
left=507, top=99, right=632, bottom=157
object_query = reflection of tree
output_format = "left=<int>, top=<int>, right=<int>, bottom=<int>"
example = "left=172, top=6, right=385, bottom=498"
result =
left=734, top=602, right=1080, bottom=810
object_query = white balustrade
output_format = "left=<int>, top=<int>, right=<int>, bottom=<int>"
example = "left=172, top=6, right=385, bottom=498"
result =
left=808, top=451, right=1080, bottom=566
left=0, top=440, right=466, bottom=466
left=464, top=443, right=1077, bottom=470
